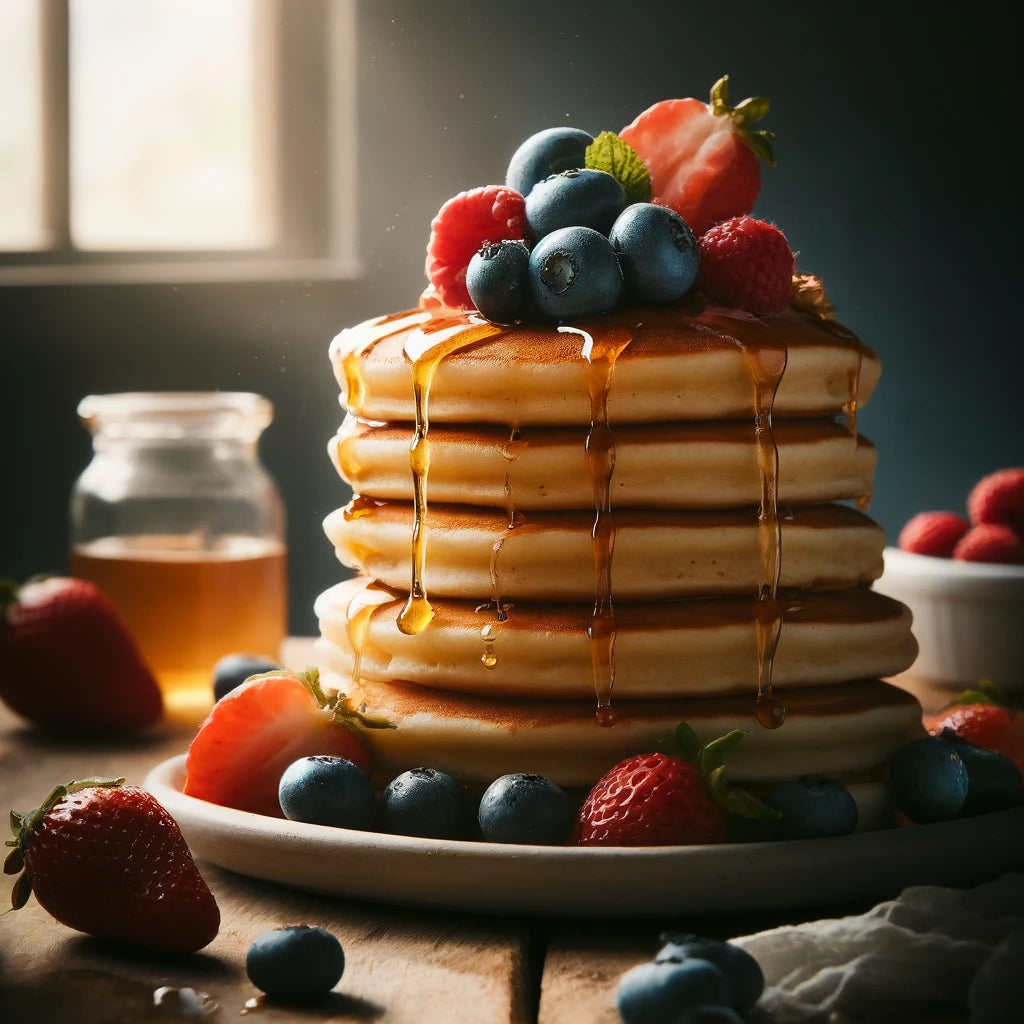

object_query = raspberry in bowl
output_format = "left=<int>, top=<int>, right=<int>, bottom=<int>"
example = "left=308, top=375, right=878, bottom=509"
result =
left=874, top=469, right=1024, bottom=699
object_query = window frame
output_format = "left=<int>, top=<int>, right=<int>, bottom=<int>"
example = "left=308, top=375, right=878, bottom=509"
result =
left=0, top=0, right=359, bottom=285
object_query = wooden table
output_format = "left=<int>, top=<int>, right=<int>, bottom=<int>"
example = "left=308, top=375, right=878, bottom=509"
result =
left=0, top=652, right=943, bottom=1024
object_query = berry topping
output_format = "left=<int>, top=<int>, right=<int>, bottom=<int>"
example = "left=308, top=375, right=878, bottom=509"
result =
left=277, top=754, right=375, bottom=830
left=476, top=773, right=574, bottom=845
left=897, top=511, right=971, bottom=558
left=505, top=126, right=594, bottom=198
left=609, top=202, right=699, bottom=303
left=953, top=523, right=1024, bottom=564
left=466, top=239, right=531, bottom=323
left=524, top=167, right=626, bottom=238
left=924, top=681, right=1024, bottom=775
left=575, top=725, right=775, bottom=847
left=381, top=767, right=474, bottom=840
left=697, top=215, right=795, bottom=315
left=655, top=935, right=764, bottom=1015
left=183, top=667, right=391, bottom=817
left=528, top=226, right=623, bottom=320
left=6, top=778, right=219, bottom=952
left=617, top=959, right=733, bottom=1024
left=619, top=76, right=775, bottom=236
left=967, top=468, right=1024, bottom=536
left=889, top=736, right=969, bottom=824
left=424, top=185, right=528, bottom=309
left=762, top=774, right=859, bottom=839
left=212, top=652, right=281, bottom=702
left=246, top=925, right=345, bottom=997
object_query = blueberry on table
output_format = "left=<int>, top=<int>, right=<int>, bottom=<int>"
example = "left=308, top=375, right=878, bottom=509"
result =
left=506, top=126, right=594, bottom=197
left=528, top=226, right=623, bottom=321
left=381, top=767, right=474, bottom=840
left=466, top=240, right=531, bottom=324
left=616, top=959, right=732, bottom=1024
left=763, top=774, right=859, bottom=840
left=656, top=933, right=764, bottom=1014
left=525, top=167, right=626, bottom=238
left=246, top=925, right=344, bottom=997
left=278, top=755, right=375, bottom=830
left=477, top=773, right=574, bottom=845
left=889, top=736, right=969, bottom=823
left=610, top=202, right=700, bottom=303
left=212, top=653, right=280, bottom=701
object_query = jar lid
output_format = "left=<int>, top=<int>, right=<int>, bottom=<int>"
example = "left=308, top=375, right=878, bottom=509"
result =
left=77, top=392, right=274, bottom=442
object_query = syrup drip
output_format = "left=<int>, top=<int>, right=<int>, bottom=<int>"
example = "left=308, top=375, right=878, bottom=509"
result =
left=559, top=324, right=633, bottom=726
left=398, top=317, right=503, bottom=635
left=344, top=576, right=393, bottom=685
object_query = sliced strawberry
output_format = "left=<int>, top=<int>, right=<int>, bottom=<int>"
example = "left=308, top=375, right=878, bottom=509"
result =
left=898, top=511, right=970, bottom=558
left=424, top=185, right=528, bottom=309
left=620, top=76, right=775, bottom=236
left=183, top=669, right=390, bottom=817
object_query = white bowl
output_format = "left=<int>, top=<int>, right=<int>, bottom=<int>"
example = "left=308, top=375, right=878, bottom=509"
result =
left=874, top=546, right=1024, bottom=692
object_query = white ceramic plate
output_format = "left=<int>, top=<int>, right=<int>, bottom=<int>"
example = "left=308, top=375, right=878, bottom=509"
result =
left=145, top=755, right=1024, bottom=918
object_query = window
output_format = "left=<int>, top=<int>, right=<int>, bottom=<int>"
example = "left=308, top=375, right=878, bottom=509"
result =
left=0, top=0, right=357, bottom=283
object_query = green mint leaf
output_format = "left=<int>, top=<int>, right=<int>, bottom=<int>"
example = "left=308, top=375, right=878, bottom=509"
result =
left=585, top=131, right=651, bottom=204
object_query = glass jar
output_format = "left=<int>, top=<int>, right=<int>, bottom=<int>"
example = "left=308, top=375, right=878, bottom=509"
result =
left=70, top=392, right=287, bottom=721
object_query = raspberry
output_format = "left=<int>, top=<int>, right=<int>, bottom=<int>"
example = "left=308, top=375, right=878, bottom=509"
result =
left=697, top=216, right=795, bottom=315
left=952, top=523, right=1024, bottom=565
left=967, top=468, right=1024, bottom=536
left=898, top=511, right=970, bottom=558
left=424, top=186, right=527, bottom=309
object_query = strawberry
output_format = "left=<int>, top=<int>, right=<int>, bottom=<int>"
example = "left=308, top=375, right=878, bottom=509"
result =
left=619, top=76, right=775, bottom=236
left=424, top=185, right=528, bottom=309
left=967, top=468, right=1024, bottom=536
left=697, top=215, right=795, bottom=315
left=183, top=668, right=392, bottom=817
left=898, top=511, right=971, bottom=558
left=575, top=724, right=776, bottom=846
left=5, top=778, right=219, bottom=952
left=953, top=523, right=1024, bottom=565
left=924, top=682, right=1024, bottom=775
left=0, top=576, right=162, bottom=732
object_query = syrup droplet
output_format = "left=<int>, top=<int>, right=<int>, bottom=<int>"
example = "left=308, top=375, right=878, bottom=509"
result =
left=755, top=693, right=786, bottom=730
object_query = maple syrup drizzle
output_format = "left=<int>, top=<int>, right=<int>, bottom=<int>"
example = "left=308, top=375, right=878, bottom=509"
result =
left=344, top=576, right=393, bottom=686
left=559, top=324, right=633, bottom=727
left=397, top=317, right=503, bottom=635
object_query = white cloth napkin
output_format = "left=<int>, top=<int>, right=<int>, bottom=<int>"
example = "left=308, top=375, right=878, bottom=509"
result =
left=733, top=873, right=1024, bottom=1023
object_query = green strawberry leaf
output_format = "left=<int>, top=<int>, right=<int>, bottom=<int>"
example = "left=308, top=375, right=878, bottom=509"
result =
left=740, top=129, right=776, bottom=167
left=707, top=74, right=776, bottom=167
left=697, top=729, right=746, bottom=777
left=585, top=131, right=651, bottom=204
left=11, top=870, right=31, bottom=910
left=673, top=723, right=703, bottom=765
left=4, top=845, right=24, bottom=875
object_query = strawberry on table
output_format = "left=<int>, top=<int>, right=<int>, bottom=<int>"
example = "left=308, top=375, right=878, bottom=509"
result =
left=620, top=75, right=775, bottom=236
left=183, top=667, right=392, bottom=817
left=0, top=576, right=163, bottom=732
left=575, top=724, right=776, bottom=846
left=5, top=778, right=219, bottom=952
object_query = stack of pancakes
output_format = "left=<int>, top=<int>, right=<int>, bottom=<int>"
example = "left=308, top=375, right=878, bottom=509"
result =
left=315, top=297, right=921, bottom=822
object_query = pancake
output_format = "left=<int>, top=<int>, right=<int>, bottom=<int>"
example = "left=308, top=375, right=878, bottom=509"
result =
left=332, top=416, right=876, bottom=511
left=315, top=662, right=924, bottom=791
left=315, top=577, right=918, bottom=698
left=324, top=500, right=886, bottom=600
left=331, top=303, right=879, bottom=426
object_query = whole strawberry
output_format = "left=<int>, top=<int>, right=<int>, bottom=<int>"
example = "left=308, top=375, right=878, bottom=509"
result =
left=5, top=778, right=219, bottom=952
left=620, top=75, right=775, bottom=236
left=967, top=468, right=1024, bottom=536
left=924, top=682, right=1024, bottom=775
left=697, top=215, right=795, bottom=315
left=898, top=511, right=971, bottom=558
left=575, top=725, right=776, bottom=846
left=0, top=577, right=163, bottom=731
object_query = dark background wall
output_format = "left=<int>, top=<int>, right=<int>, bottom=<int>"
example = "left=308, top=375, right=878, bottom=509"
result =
left=2, top=1, right=1021, bottom=635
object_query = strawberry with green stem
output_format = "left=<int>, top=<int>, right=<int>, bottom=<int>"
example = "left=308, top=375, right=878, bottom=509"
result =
left=924, top=680, right=1024, bottom=775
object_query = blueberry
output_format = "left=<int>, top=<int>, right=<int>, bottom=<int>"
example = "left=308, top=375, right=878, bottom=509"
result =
left=763, top=774, right=859, bottom=840
left=610, top=203, right=700, bottom=303
left=528, top=226, right=623, bottom=321
left=506, top=126, right=594, bottom=198
left=616, top=960, right=732, bottom=1024
left=212, top=653, right=281, bottom=701
left=525, top=168, right=626, bottom=238
left=278, top=755, right=375, bottom=830
left=889, top=736, right=969, bottom=823
left=477, top=773, right=574, bottom=845
left=246, top=925, right=344, bottom=997
left=656, top=934, right=764, bottom=1014
left=466, top=240, right=531, bottom=324
left=380, top=767, right=474, bottom=839
left=953, top=742, right=1022, bottom=815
